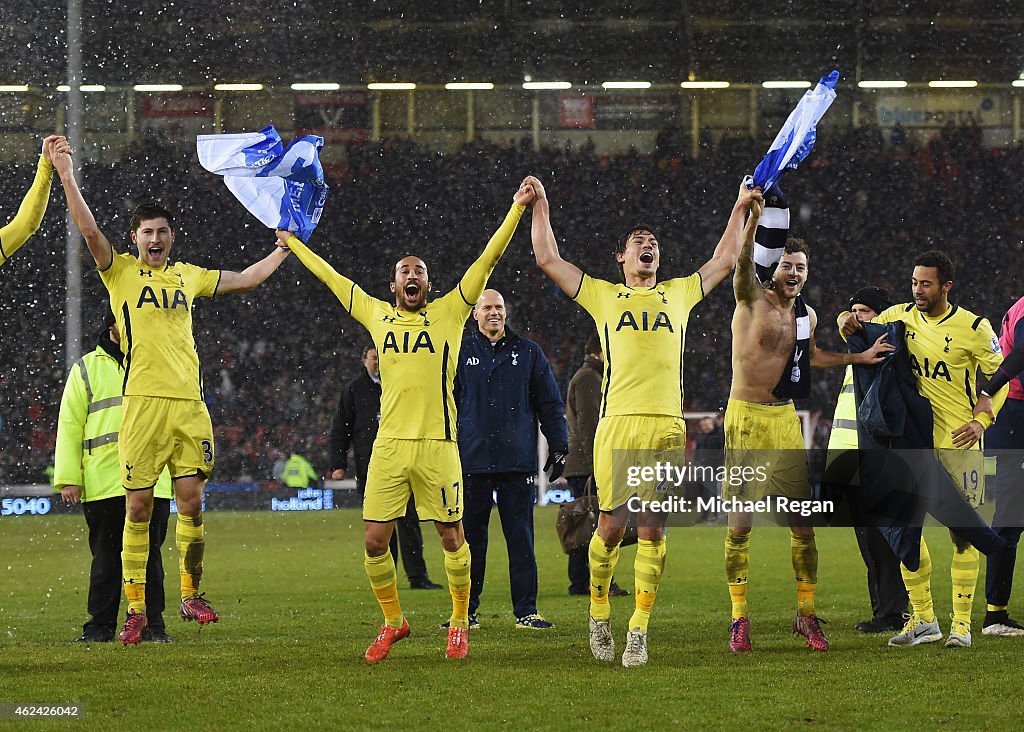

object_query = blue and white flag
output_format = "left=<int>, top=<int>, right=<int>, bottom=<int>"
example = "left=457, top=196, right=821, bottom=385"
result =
left=749, top=70, right=839, bottom=285
left=197, top=125, right=329, bottom=242
left=752, top=70, right=839, bottom=194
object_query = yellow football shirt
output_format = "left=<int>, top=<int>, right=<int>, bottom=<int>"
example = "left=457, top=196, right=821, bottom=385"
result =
left=573, top=274, right=704, bottom=419
left=285, top=202, right=525, bottom=441
left=99, top=251, right=220, bottom=400
left=874, top=302, right=1003, bottom=449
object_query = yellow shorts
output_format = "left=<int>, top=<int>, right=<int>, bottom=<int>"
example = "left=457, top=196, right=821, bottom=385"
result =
left=724, top=399, right=808, bottom=501
left=120, top=395, right=215, bottom=490
left=363, top=438, right=463, bottom=523
left=936, top=448, right=986, bottom=508
left=593, top=414, right=687, bottom=512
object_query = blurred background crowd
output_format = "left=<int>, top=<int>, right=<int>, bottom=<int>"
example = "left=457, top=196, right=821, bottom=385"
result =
left=2, top=120, right=1022, bottom=484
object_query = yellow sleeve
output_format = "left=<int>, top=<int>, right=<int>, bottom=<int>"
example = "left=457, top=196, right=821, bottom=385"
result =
left=675, top=273, right=704, bottom=306
left=0, top=155, right=54, bottom=266
left=455, top=203, right=526, bottom=309
left=973, top=317, right=1007, bottom=429
left=284, top=234, right=376, bottom=325
left=193, top=265, right=221, bottom=299
left=572, top=274, right=607, bottom=318
left=52, top=363, right=87, bottom=488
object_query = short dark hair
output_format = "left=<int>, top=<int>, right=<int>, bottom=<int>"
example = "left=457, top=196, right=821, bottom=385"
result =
left=585, top=331, right=602, bottom=356
left=913, top=250, right=955, bottom=284
left=392, top=256, right=426, bottom=283
left=614, top=225, right=658, bottom=281
left=362, top=344, right=376, bottom=358
left=783, top=237, right=810, bottom=265
left=129, top=202, right=174, bottom=234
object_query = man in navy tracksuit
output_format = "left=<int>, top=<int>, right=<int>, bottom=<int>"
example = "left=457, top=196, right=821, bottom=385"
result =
left=455, top=289, right=568, bottom=630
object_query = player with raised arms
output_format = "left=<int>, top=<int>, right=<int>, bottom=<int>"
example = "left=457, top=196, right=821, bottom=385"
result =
left=276, top=179, right=538, bottom=662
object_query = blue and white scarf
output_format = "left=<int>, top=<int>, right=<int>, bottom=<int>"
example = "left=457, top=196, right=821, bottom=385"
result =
left=197, top=125, right=329, bottom=242
left=750, top=70, right=839, bottom=285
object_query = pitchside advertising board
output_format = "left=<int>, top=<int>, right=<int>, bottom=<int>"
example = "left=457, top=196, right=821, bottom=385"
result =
left=0, top=481, right=361, bottom=517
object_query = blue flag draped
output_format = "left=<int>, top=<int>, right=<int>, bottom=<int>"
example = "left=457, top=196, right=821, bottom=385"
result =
left=750, top=70, right=839, bottom=285
left=197, top=125, right=329, bottom=241
left=752, top=70, right=839, bottom=194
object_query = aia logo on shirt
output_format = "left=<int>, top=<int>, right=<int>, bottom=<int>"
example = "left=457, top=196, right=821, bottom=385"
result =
left=909, top=354, right=951, bottom=382
left=615, top=310, right=674, bottom=333
left=137, top=286, right=188, bottom=311
left=382, top=330, right=435, bottom=354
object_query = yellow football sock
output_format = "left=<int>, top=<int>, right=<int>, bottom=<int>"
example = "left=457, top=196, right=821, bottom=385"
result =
left=901, top=539, right=935, bottom=623
left=791, top=531, right=818, bottom=616
left=725, top=529, right=750, bottom=619
left=122, top=519, right=150, bottom=613
left=588, top=532, right=621, bottom=622
left=365, top=551, right=403, bottom=628
left=176, top=514, right=205, bottom=599
left=951, top=543, right=979, bottom=626
left=444, top=541, right=472, bottom=629
left=628, top=538, right=666, bottom=632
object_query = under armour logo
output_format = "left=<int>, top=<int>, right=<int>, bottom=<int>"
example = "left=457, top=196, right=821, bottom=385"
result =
left=139, top=269, right=152, bottom=277
left=907, top=331, right=916, bottom=340
left=382, top=315, right=396, bottom=323
left=617, top=292, right=630, bottom=299
left=944, top=335, right=952, bottom=353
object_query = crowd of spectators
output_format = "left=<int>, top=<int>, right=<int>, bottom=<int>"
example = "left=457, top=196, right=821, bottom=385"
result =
left=1, top=120, right=1022, bottom=484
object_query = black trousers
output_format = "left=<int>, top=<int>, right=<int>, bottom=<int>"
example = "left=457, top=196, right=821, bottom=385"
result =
left=824, top=450, right=908, bottom=620
left=355, top=453, right=430, bottom=584
left=984, top=399, right=1024, bottom=608
left=566, top=475, right=591, bottom=593
left=81, top=496, right=170, bottom=633
left=463, top=472, right=538, bottom=618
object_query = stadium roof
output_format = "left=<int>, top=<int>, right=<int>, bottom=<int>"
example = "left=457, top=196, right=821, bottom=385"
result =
left=1, top=1, right=1022, bottom=88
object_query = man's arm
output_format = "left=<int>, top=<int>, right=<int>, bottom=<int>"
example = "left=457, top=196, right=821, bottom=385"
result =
left=956, top=317, right=1009, bottom=438
left=327, top=384, right=355, bottom=479
left=52, top=149, right=114, bottom=270
left=457, top=180, right=534, bottom=306
left=53, top=362, right=87, bottom=504
left=530, top=347, right=569, bottom=454
left=732, top=198, right=766, bottom=305
left=215, top=245, right=291, bottom=295
left=574, top=369, right=602, bottom=456
left=809, top=306, right=894, bottom=367
left=526, top=176, right=585, bottom=298
left=697, top=178, right=763, bottom=294
left=276, top=230, right=373, bottom=322
left=0, top=136, right=64, bottom=266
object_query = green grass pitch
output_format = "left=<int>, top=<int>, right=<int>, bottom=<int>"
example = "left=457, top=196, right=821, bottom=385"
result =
left=1, top=508, right=1021, bottom=730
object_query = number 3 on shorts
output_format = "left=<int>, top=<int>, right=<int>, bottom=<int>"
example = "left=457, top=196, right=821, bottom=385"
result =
left=201, top=439, right=214, bottom=465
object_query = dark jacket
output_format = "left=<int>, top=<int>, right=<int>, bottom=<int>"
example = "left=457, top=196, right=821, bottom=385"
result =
left=328, top=369, right=381, bottom=473
left=850, top=322, right=1004, bottom=567
left=564, top=355, right=603, bottom=478
left=456, top=328, right=568, bottom=474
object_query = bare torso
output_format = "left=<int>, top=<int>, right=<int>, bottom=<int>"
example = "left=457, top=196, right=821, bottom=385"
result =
left=730, top=291, right=798, bottom=403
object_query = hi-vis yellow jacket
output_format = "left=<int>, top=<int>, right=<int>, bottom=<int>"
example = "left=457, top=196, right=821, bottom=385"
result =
left=53, top=343, right=171, bottom=501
